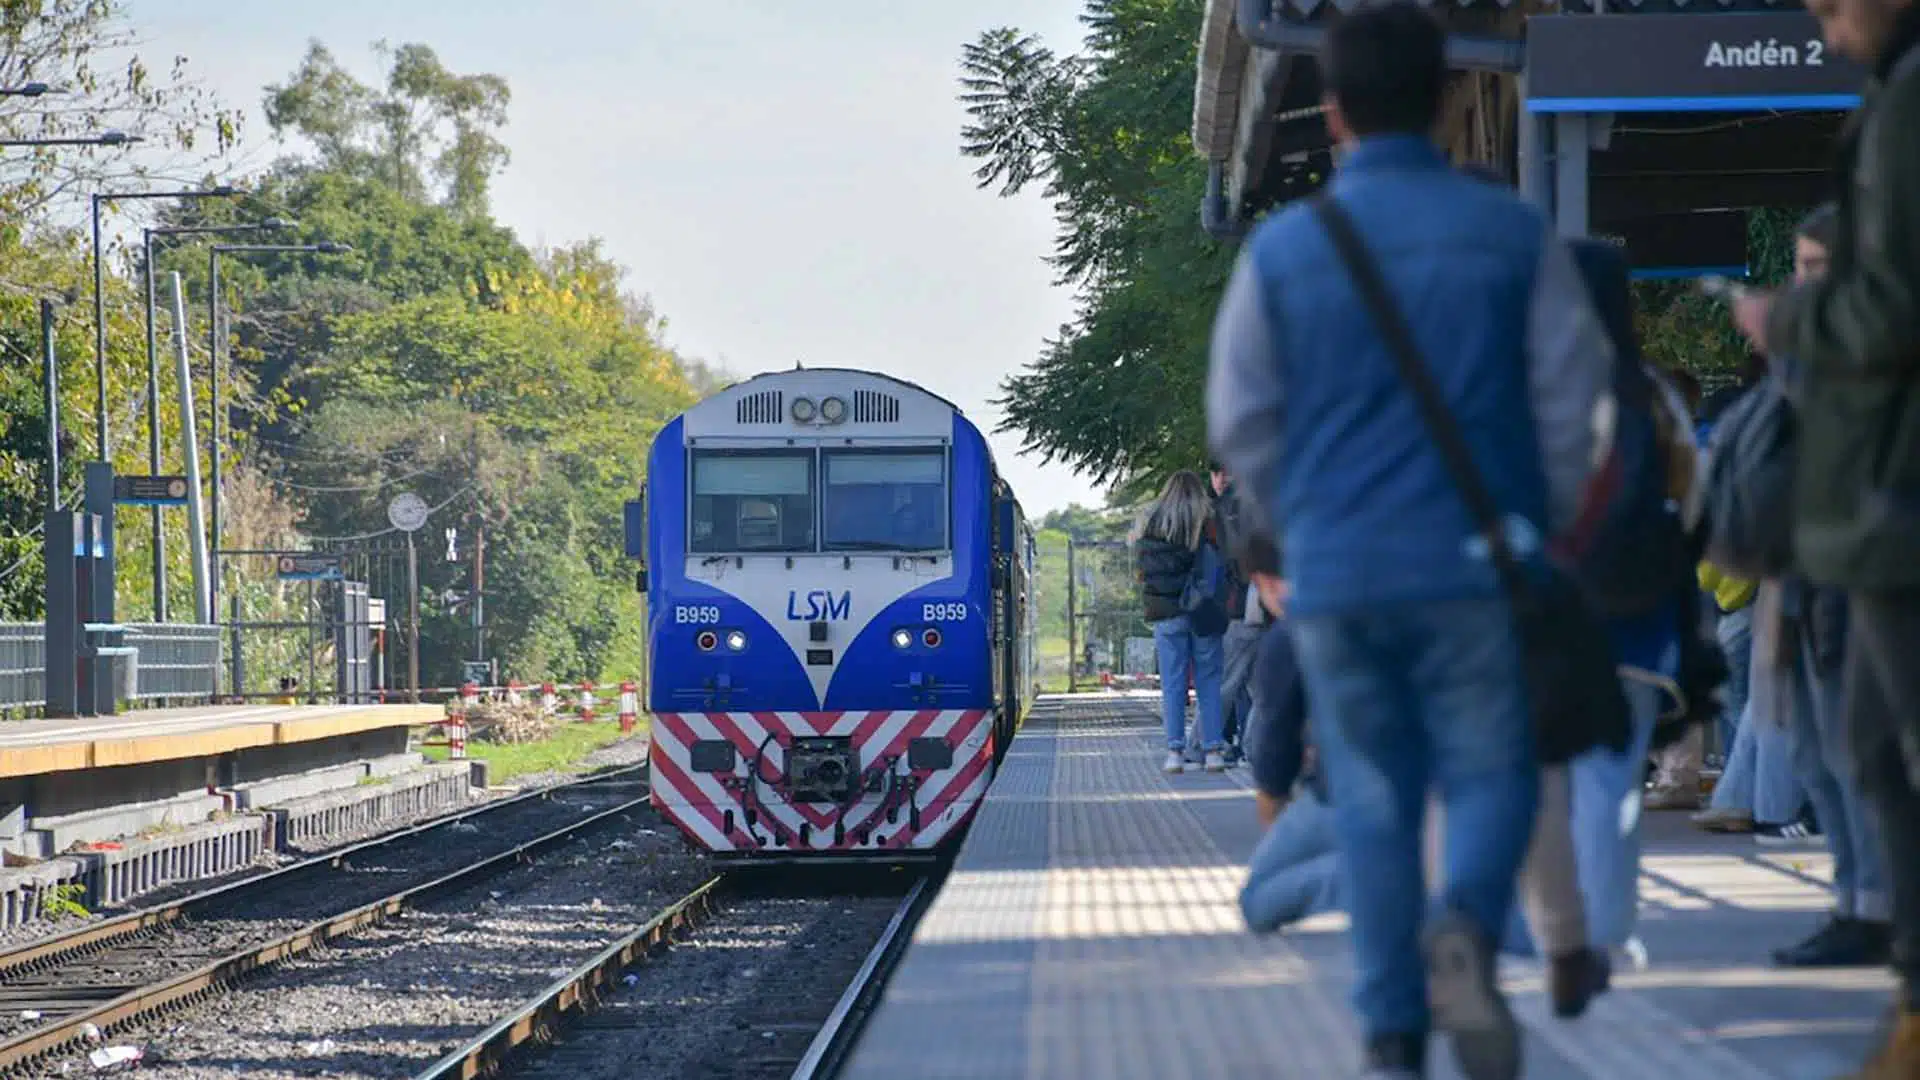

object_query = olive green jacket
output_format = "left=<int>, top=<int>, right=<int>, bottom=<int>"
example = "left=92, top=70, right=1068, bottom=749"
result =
left=1767, top=18, right=1920, bottom=588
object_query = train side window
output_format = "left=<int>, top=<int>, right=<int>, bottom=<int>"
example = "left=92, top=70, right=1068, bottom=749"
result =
left=822, top=449, right=948, bottom=552
left=690, top=451, right=816, bottom=553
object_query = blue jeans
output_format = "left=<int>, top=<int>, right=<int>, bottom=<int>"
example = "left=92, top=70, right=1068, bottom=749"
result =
left=1502, top=676, right=1662, bottom=956
left=1784, top=635, right=1890, bottom=921
left=1154, top=616, right=1226, bottom=752
left=1222, top=622, right=1264, bottom=747
left=1709, top=646, right=1803, bottom=823
left=1243, top=789, right=1344, bottom=931
left=1291, top=595, right=1538, bottom=1041
left=1715, top=606, right=1754, bottom=758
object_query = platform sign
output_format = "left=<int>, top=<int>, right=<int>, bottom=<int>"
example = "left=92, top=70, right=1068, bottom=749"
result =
left=462, top=660, right=492, bottom=686
left=1526, top=12, right=1866, bottom=113
left=276, top=553, right=344, bottom=581
left=112, top=475, right=189, bottom=506
left=1595, top=210, right=1751, bottom=280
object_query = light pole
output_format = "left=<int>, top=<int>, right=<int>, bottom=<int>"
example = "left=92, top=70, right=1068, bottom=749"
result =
left=207, top=240, right=352, bottom=621
left=140, top=218, right=291, bottom=621
left=0, top=130, right=139, bottom=148
left=88, top=183, right=238, bottom=464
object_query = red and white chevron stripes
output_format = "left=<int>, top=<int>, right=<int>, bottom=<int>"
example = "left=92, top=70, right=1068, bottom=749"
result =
left=650, top=709, right=996, bottom=854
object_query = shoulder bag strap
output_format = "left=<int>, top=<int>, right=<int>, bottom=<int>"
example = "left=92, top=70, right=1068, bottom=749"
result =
left=1310, top=195, right=1527, bottom=600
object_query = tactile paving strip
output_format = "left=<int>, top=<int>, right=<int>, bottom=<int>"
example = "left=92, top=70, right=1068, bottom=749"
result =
left=844, top=694, right=1850, bottom=1079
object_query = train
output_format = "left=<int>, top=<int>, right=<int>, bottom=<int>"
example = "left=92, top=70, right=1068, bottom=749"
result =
left=624, top=367, right=1039, bottom=860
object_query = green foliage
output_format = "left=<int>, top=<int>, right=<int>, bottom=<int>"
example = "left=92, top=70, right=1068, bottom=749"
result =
left=960, top=0, right=1233, bottom=492
left=0, top=19, right=710, bottom=696
left=40, top=882, right=88, bottom=920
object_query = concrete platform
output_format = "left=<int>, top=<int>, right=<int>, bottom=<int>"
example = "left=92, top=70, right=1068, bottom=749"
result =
left=843, top=694, right=1893, bottom=1080
left=0, top=703, right=441, bottom=778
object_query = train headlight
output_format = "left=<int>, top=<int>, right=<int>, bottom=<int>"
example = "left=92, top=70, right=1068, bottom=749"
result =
left=791, top=396, right=817, bottom=422
left=696, top=630, right=718, bottom=651
left=891, top=628, right=912, bottom=649
left=725, top=629, right=747, bottom=651
left=820, top=395, right=848, bottom=424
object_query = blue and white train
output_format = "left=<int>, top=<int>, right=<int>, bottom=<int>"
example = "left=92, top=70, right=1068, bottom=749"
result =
left=624, top=368, right=1038, bottom=859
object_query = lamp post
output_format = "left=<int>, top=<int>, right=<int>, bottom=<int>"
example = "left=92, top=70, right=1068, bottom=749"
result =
left=88, top=183, right=237, bottom=464
left=0, top=130, right=139, bottom=148
left=207, top=240, right=352, bottom=621
left=140, top=218, right=291, bottom=621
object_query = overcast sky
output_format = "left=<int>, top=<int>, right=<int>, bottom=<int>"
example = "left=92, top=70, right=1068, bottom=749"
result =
left=128, top=0, right=1103, bottom=515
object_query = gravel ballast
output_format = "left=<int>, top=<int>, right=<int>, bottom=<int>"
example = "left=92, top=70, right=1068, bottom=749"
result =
left=510, top=889, right=909, bottom=1080
left=21, top=813, right=709, bottom=1079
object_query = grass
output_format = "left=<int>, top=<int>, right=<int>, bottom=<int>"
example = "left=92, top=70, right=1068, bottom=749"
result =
left=421, top=718, right=642, bottom=783
left=41, top=882, right=88, bottom=920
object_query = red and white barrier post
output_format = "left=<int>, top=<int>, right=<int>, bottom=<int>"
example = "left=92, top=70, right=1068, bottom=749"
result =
left=540, top=682, right=557, bottom=717
left=578, top=680, right=596, bottom=723
left=506, top=680, right=524, bottom=706
left=449, top=683, right=476, bottom=759
left=618, top=680, right=638, bottom=734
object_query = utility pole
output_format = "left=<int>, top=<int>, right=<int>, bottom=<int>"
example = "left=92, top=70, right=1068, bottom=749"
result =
left=1066, top=540, right=1078, bottom=694
left=472, top=523, right=485, bottom=665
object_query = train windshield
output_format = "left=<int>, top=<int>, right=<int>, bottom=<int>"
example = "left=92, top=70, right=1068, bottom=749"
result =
left=822, top=449, right=948, bottom=552
left=689, top=451, right=816, bottom=553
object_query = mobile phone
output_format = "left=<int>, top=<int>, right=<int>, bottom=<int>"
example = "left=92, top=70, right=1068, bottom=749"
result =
left=1697, top=275, right=1749, bottom=302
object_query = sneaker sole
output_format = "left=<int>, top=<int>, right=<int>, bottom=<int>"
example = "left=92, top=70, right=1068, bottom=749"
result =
left=1425, top=914, right=1521, bottom=1080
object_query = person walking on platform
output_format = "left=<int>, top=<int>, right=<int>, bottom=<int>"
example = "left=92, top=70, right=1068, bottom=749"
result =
left=1730, top=1, right=1920, bottom=1071
left=1211, top=462, right=1260, bottom=764
left=1206, top=6, right=1614, bottom=1078
left=1132, top=470, right=1231, bottom=774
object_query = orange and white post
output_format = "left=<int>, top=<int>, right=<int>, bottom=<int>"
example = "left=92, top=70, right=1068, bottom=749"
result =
left=449, top=682, right=476, bottom=759
left=540, top=682, right=557, bottom=717
left=578, top=680, right=596, bottom=723
left=618, top=680, right=638, bottom=734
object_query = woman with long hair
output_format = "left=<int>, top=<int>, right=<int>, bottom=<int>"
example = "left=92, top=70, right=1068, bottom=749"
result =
left=1134, top=470, right=1230, bottom=773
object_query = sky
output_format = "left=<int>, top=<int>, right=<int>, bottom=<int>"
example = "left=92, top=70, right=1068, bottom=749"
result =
left=126, top=0, right=1106, bottom=517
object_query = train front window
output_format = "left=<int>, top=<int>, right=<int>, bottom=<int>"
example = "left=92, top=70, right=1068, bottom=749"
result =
left=822, top=450, right=948, bottom=552
left=690, top=452, right=815, bottom=553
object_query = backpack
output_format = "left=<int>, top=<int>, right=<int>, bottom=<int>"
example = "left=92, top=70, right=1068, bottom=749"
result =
left=1180, top=540, right=1231, bottom=638
left=1700, top=377, right=1796, bottom=580
left=1555, top=240, right=1697, bottom=619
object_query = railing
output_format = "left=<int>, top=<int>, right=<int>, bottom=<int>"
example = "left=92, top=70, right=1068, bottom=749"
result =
left=125, top=623, right=220, bottom=700
left=0, top=622, right=221, bottom=710
left=0, top=624, right=45, bottom=709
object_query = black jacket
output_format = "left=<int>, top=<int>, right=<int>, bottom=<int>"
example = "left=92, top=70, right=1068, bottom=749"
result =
left=1135, top=534, right=1195, bottom=623
left=1212, top=486, right=1251, bottom=620
left=1767, top=17, right=1920, bottom=588
left=1250, top=617, right=1322, bottom=802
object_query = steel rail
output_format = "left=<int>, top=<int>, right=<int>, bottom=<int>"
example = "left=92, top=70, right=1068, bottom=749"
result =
left=0, top=763, right=647, bottom=980
left=786, top=874, right=931, bottom=1080
left=0, top=786, right=649, bottom=1072
left=408, top=876, right=727, bottom=1080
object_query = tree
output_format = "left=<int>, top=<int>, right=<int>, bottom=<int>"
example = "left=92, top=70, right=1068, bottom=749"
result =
left=959, top=0, right=1233, bottom=492
left=264, top=40, right=511, bottom=215
left=0, top=0, right=239, bottom=219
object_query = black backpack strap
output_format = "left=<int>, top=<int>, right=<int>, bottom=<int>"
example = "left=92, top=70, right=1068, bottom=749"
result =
left=1310, top=196, right=1526, bottom=600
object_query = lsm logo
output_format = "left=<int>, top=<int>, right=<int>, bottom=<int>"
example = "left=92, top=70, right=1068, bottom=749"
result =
left=786, top=589, right=851, bottom=621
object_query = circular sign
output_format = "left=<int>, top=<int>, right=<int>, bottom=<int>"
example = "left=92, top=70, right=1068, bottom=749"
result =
left=166, top=478, right=187, bottom=499
left=277, top=555, right=295, bottom=573
left=387, top=492, right=430, bottom=532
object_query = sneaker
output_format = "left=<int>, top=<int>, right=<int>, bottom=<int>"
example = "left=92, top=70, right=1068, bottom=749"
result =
left=1424, top=911, right=1521, bottom=1080
left=1755, top=819, right=1821, bottom=846
left=1772, top=917, right=1893, bottom=968
left=1691, top=805, right=1755, bottom=833
left=1203, top=750, right=1227, bottom=772
left=1162, top=751, right=1186, bottom=774
left=1547, top=947, right=1612, bottom=1019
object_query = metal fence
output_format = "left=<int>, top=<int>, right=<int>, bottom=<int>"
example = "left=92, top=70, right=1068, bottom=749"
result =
left=0, top=624, right=45, bottom=709
left=0, top=622, right=221, bottom=710
left=125, top=623, right=221, bottom=699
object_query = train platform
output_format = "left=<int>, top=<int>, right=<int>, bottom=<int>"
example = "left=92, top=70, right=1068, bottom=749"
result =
left=843, top=693, right=1892, bottom=1080
left=0, top=702, right=442, bottom=778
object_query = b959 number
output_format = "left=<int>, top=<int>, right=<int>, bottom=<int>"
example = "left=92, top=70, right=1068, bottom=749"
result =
left=673, top=605, right=722, bottom=624
left=921, top=602, right=968, bottom=622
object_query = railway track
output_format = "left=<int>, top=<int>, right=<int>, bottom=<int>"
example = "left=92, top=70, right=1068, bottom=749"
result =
left=0, top=766, right=649, bottom=1074
left=412, top=869, right=935, bottom=1080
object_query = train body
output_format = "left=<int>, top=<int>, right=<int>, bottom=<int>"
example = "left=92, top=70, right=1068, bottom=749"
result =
left=627, top=368, right=1038, bottom=859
